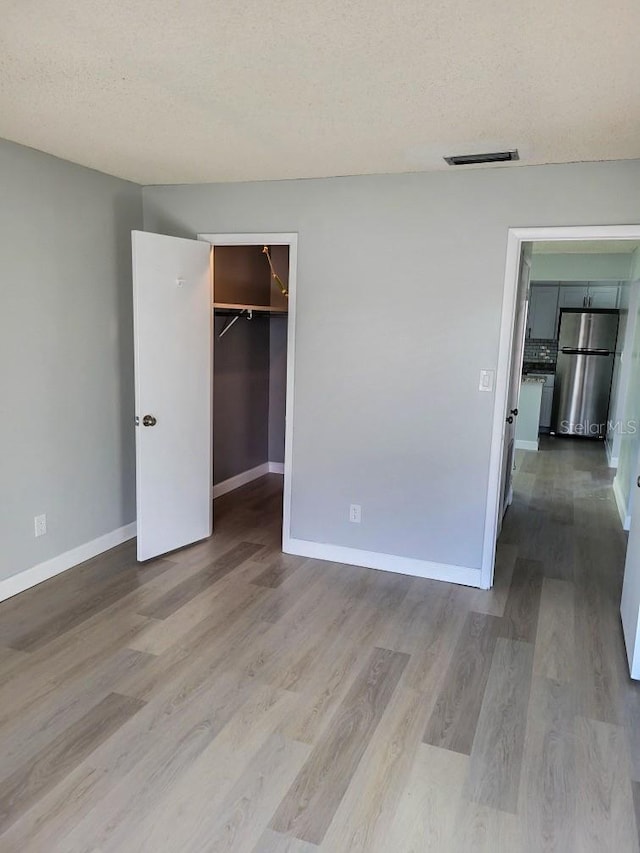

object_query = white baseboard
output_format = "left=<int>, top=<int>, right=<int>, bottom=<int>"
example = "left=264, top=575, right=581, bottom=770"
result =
left=0, top=522, right=137, bottom=604
left=212, top=461, right=284, bottom=499
left=213, top=463, right=269, bottom=498
left=613, top=476, right=631, bottom=531
left=283, top=536, right=482, bottom=588
left=515, top=439, right=539, bottom=452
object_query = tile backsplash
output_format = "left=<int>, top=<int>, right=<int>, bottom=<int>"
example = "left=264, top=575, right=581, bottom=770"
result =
left=523, top=338, right=558, bottom=365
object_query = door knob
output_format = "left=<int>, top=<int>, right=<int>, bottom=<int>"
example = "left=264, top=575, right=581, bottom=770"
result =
left=506, top=415, right=514, bottom=424
left=142, top=415, right=157, bottom=427
left=510, top=408, right=519, bottom=416
left=637, top=475, right=640, bottom=488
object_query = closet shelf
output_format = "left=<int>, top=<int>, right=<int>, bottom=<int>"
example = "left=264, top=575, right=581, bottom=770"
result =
left=213, top=302, right=287, bottom=315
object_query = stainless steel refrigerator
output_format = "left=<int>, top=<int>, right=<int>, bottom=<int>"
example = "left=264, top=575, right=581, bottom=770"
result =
left=551, top=309, right=619, bottom=438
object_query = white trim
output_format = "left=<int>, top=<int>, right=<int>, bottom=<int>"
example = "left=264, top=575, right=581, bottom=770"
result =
left=515, top=439, right=539, bottom=452
left=198, top=232, right=298, bottom=552
left=605, top=441, right=619, bottom=469
left=484, top=224, right=640, bottom=589
left=211, top=461, right=285, bottom=498
left=212, top=462, right=270, bottom=499
left=0, top=523, right=137, bottom=604
left=613, top=475, right=632, bottom=531
left=284, top=536, right=482, bottom=588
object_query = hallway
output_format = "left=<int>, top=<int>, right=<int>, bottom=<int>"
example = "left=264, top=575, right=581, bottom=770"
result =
left=497, top=435, right=640, bottom=848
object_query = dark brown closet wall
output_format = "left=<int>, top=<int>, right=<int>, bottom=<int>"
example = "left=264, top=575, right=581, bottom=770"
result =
left=214, top=245, right=288, bottom=310
left=213, top=315, right=270, bottom=484
left=213, top=246, right=288, bottom=485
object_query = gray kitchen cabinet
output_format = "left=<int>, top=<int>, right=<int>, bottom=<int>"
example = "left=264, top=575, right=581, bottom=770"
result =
left=558, top=282, right=620, bottom=310
left=551, top=282, right=622, bottom=340
left=540, top=382, right=555, bottom=429
left=587, top=283, right=619, bottom=308
left=527, top=282, right=621, bottom=342
left=525, top=371, right=555, bottom=429
left=528, top=284, right=559, bottom=339
left=558, top=284, right=589, bottom=310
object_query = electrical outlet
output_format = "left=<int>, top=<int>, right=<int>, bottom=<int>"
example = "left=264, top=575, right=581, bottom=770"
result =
left=349, top=504, right=362, bottom=524
left=34, top=514, right=47, bottom=537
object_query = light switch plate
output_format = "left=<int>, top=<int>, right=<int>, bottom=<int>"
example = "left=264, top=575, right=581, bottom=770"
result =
left=479, top=369, right=495, bottom=392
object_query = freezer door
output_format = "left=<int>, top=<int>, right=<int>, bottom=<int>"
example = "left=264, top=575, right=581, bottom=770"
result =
left=551, top=352, right=615, bottom=437
left=558, top=311, right=619, bottom=352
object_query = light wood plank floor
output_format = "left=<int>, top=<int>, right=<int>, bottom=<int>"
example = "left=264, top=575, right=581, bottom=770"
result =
left=1, top=438, right=640, bottom=851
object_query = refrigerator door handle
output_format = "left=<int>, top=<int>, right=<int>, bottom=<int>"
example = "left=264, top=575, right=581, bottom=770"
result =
left=561, top=347, right=610, bottom=356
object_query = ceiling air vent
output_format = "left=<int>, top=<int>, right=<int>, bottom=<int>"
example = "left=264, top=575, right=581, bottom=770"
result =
left=444, top=149, right=519, bottom=166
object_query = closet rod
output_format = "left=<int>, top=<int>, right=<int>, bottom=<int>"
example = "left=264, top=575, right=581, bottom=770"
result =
left=218, top=308, right=252, bottom=339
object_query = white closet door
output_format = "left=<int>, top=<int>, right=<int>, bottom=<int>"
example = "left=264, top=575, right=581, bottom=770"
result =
left=132, top=231, right=212, bottom=561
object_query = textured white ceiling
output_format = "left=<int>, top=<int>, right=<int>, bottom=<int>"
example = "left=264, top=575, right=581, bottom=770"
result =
left=1, top=0, right=640, bottom=184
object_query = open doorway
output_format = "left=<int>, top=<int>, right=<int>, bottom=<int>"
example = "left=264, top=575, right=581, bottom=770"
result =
left=211, top=243, right=288, bottom=548
left=209, top=244, right=288, bottom=493
left=485, top=225, right=640, bottom=677
left=199, top=233, right=297, bottom=552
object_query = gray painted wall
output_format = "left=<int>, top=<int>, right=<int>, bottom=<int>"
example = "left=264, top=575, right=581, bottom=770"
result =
left=213, top=315, right=270, bottom=484
left=0, top=139, right=142, bottom=583
left=269, top=317, right=287, bottom=464
left=143, top=159, right=640, bottom=570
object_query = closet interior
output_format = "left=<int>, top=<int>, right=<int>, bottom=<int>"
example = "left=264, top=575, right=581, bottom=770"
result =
left=213, top=244, right=289, bottom=505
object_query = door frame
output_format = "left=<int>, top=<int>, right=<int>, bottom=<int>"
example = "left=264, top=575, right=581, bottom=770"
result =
left=197, top=232, right=298, bottom=551
left=482, top=224, right=640, bottom=589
